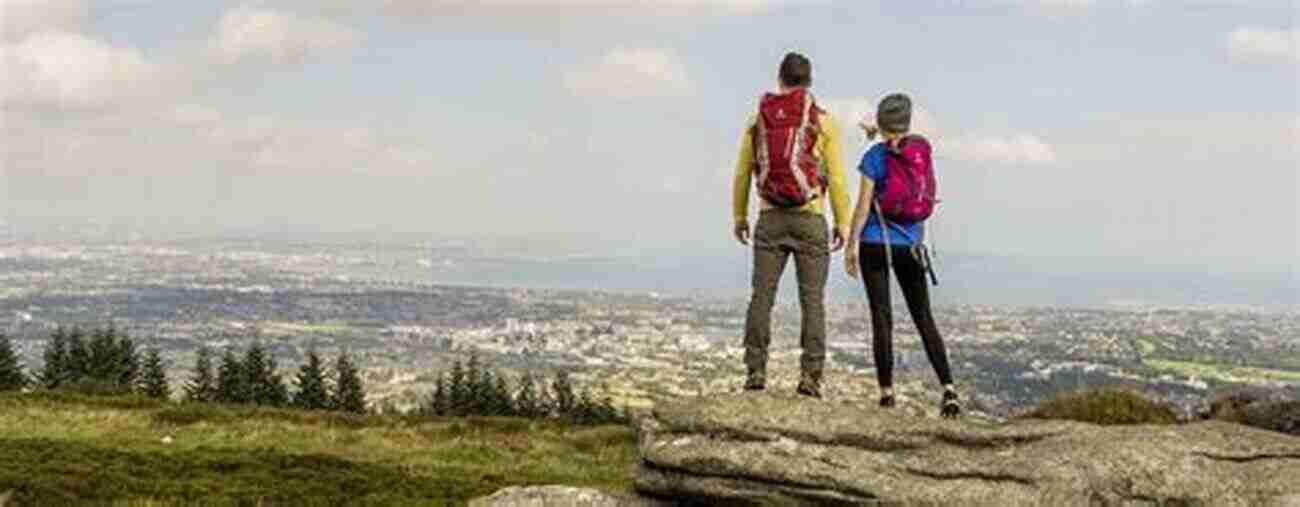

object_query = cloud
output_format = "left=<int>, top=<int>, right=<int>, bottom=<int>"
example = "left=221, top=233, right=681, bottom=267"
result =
left=166, top=103, right=224, bottom=126
left=822, top=96, right=1058, bottom=165
left=973, top=0, right=1210, bottom=16
left=207, top=6, right=359, bottom=65
left=564, top=47, right=692, bottom=99
left=971, top=0, right=1095, bottom=16
left=187, top=109, right=444, bottom=175
left=0, top=0, right=85, bottom=41
left=1070, top=112, right=1300, bottom=163
left=821, top=96, right=940, bottom=140
left=377, top=0, right=776, bottom=19
left=947, top=134, right=1058, bottom=165
left=1224, top=27, right=1298, bottom=65
left=0, top=31, right=159, bottom=110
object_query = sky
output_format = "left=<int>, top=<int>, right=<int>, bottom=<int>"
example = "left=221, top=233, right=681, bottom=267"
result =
left=1, top=0, right=1297, bottom=275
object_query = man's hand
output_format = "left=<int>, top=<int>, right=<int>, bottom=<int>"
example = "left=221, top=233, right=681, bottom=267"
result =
left=734, top=221, right=750, bottom=246
left=830, top=225, right=849, bottom=253
left=845, top=251, right=859, bottom=279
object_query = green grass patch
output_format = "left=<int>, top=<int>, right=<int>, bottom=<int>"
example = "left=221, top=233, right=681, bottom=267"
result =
left=1020, top=388, right=1178, bottom=426
left=0, top=393, right=638, bottom=505
left=0, top=438, right=454, bottom=505
left=152, top=403, right=373, bottom=429
left=0, top=390, right=164, bottom=411
left=1147, top=359, right=1300, bottom=383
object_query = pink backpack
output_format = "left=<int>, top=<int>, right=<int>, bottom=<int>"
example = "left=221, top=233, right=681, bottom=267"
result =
left=876, top=135, right=936, bottom=225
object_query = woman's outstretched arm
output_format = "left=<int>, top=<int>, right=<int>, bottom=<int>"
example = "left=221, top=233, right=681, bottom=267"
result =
left=846, top=174, right=874, bottom=279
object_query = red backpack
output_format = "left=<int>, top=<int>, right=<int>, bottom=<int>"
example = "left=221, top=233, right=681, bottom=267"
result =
left=751, top=89, right=824, bottom=208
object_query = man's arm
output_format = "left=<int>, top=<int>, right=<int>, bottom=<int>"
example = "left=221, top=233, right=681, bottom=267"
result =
left=820, top=116, right=851, bottom=250
left=732, top=121, right=756, bottom=245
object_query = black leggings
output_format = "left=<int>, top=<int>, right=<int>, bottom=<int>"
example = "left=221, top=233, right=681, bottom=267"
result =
left=858, top=242, right=954, bottom=388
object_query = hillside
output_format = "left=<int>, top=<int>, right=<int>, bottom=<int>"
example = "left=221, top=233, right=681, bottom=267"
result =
left=0, top=392, right=637, bottom=506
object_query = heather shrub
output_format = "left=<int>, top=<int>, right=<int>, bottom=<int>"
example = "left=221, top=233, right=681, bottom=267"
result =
left=1021, top=388, right=1178, bottom=425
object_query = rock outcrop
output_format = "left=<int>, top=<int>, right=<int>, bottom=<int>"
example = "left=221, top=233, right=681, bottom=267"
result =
left=469, top=486, right=668, bottom=507
left=635, top=392, right=1300, bottom=506
left=1205, top=387, right=1300, bottom=437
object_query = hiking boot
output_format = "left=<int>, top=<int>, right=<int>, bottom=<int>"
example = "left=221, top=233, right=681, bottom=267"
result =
left=796, top=381, right=822, bottom=399
left=744, top=370, right=766, bottom=391
left=941, top=390, right=961, bottom=419
left=879, top=394, right=896, bottom=408
left=796, top=373, right=822, bottom=399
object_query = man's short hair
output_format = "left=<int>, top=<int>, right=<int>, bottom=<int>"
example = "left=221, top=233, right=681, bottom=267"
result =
left=778, top=52, right=812, bottom=88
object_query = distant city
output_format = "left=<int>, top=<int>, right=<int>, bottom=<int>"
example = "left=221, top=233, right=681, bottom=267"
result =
left=1, top=222, right=1296, bottom=416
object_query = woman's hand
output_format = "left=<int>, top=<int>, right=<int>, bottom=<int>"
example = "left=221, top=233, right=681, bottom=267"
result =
left=857, top=117, right=879, bottom=141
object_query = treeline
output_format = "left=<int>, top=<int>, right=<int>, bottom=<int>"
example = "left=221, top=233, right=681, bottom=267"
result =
left=182, top=344, right=367, bottom=414
left=419, top=353, right=626, bottom=425
left=1, top=329, right=626, bottom=426
left=0, top=328, right=367, bottom=415
left=0, top=328, right=168, bottom=398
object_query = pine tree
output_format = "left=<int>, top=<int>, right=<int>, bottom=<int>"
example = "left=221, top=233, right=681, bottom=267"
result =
left=0, top=334, right=27, bottom=391
left=241, top=343, right=267, bottom=403
left=86, top=326, right=118, bottom=383
left=215, top=348, right=248, bottom=404
left=491, top=371, right=515, bottom=417
left=184, top=346, right=216, bottom=403
left=332, top=351, right=366, bottom=414
left=115, top=333, right=140, bottom=391
left=65, top=328, right=89, bottom=384
left=474, top=367, right=495, bottom=416
left=39, top=328, right=68, bottom=389
left=464, top=353, right=484, bottom=416
left=595, top=395, right=622, bottom=425
left=515, top=370, right=540, bottom=419
left=429, top=373, right=449, bottom=416
left=536, top=378, right=555, bottom=419
left=448, top=359, right=468, bottom=416
left=552, top=370, right=576, bottom=417
left=244, top=343, right=287, bottom=407
left=293, top=348, right=330, bottom=410
left=570, top=387, right=596, bottom=424
left=68, top=326, right=136, bottom=394
left=140, top=347, right=169, bottom=400
left=265, top=353, right=289, bottom=407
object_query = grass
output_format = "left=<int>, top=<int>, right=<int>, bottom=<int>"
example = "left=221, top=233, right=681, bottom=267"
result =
left=1019, top=388, right=1179, bottom=426
left=0, top=391, right=638, bottom=506
left=1146, top=359, right=1300, bottom=383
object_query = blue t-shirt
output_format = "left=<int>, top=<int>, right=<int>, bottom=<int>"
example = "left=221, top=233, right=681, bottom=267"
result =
left=858, top=143, right=923, bottom=246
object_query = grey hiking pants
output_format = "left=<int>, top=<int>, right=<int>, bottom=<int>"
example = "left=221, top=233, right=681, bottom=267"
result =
left=744, top=208, right=830, bottom=382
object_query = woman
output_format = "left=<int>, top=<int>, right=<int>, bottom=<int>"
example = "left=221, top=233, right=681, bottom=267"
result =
left=845, top=93, right=960, bottom=418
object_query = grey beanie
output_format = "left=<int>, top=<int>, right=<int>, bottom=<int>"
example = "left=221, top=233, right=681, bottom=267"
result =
left=876, top=93, right=912, bottom=134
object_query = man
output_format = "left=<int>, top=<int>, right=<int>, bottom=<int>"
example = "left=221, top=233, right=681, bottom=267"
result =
left=733, top=52, right=850, bottom=398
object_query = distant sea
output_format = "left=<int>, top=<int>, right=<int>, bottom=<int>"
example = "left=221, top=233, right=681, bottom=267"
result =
left=431, top=253, right=1299, bottom=309
left=3, top=222, right=1294, bottom=309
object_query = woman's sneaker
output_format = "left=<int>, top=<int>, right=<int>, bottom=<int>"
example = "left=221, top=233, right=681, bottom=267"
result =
left=940, top=390, right=961, bottom=419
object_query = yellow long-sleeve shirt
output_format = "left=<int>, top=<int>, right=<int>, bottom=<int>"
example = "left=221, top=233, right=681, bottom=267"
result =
left=732, top=110, right=850, bottom=227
